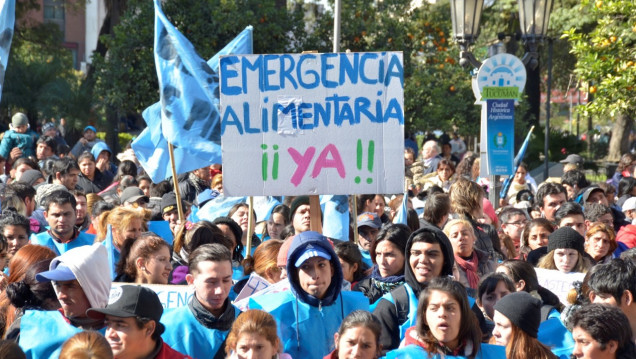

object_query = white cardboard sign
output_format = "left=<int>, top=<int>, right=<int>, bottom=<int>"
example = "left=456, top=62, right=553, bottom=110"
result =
left=219, top=52, right=405, bottom=196
left=535, top=268, right=585, bottom=305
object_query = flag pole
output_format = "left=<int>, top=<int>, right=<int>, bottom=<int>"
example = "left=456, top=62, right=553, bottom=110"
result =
left=168, top=142, right=185, bottom=223
left=333, top=0, right=341, bottom=53
left=353, top=196, right=358, bottom=244
left=246, top=196, right=255, bottom=258
left=309, top=195, right=323, bottom=234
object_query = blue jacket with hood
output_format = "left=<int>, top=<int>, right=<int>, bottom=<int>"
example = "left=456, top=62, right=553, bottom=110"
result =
left=248, top=231, right=368, bottom=359
left=90, top=142, right=116, bottom=183
left=372, top=224, right=456, bottom=353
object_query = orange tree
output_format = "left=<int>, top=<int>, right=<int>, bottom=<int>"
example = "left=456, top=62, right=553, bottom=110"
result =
left=563, top=0, right=636, bottom=160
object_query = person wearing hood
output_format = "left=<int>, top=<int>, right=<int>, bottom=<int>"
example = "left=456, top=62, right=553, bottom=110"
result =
left=372, top=224, right=455, bottom=352
left=90, top=141, right=116, bottom=185
left=161, top=243, right=240, bottom=359
left=18, top=243, right=111, bottom=358
left=248, top=231, right=369, bottom=359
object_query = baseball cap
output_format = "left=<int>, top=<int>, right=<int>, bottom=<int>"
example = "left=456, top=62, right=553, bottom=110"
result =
left=560, top=154, right=583, bottom=165
left=86, top=285, right=164, bottom=333
left=622, top=197, right=636, bottom=212
left=357, top=212, right=381, bottom=229
left=161, top=192, right=178, bottom=215
left=84, top=125, right=97, bottom=133
left=36, top=263, right=76, bottom=282
left=294, top=244, right=332, bottom=268
left=581, top=186, right=605, bottom=204
left=120, top=186, right=149, bottom=204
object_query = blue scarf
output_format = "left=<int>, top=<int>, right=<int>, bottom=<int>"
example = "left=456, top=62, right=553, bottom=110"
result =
left=370, top=266, right=405, bottom=293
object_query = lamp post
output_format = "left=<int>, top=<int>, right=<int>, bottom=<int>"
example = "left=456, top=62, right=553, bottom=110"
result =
left=449, top=0, right=484, bottom=68
left=518, top=0, right=554, bottom=69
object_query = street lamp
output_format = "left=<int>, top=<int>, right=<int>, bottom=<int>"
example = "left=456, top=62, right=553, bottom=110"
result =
left=449, top=0, right=484, bottom=68
left=518, top=0, right=554, bottom=69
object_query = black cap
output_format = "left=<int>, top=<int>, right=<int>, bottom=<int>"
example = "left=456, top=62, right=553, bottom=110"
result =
left=548, top=226, right=585, bottom=254
left=161, top=192, right=178, bottom=215
left=86, top=285, right=164, bottom=333
left=289, top=196, right=310, bottom=222
left=494, top=291, right=542, bottom=338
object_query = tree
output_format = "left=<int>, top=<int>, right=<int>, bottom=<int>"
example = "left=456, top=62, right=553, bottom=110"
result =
left=564, top=0, right=636, bottom=161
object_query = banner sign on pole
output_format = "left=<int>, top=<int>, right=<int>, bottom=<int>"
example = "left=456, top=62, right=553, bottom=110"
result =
left=486, top=99, right=515, bottom=175
left=219, top=52, right=405, bottom=196
left=535, top=268, right=585, bottom=305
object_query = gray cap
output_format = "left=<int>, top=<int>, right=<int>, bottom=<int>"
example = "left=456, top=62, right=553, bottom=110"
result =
left=11, top=113, right=28, bottom=127
left=560, top=154, right=583, bottom=165
left=120, top=186, right=149, bottom=204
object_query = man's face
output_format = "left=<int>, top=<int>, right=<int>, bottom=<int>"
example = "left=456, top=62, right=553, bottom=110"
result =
left=501, top=214, right=526, bottom=241
left=297, top=256, right=333, bottom=299
left=559, top=214, right=586, bottom=237
left=572, top=326, right=617, bottom=359
left=84, top=129, right=96, bottom=141
left=58, top=169, right=80, bottom=190
left=409, top=241, right=444, bottom=284
left=45, top=202, right=76, bottom=240
left=186, top=260, right=233, bottom=317
left=292, top=204, right=311, bottom=233
left=36, top=143, right=53, bottom=160
left=541, top=193, right=566, bottom=221
left=163, top=209, right=179, bottom=232
left=14, top=164, right=33, bottom=181
left=4, top=225, right=28, bottom=258
left=594, top=213, right=614, bottom=230
left=105, top=316, right=153, bottom=359
left=75, top=195, right=87, bottom=225
left=586, top=190, right=609, bottom=207
left=193, top=167, right=211, bottom=182
left=357, top=226, right=379, bottom=251
left=422, top=144, right=436, bottom=160
left=404, top=151, right=414, bottom=166
left=139, top=179, right=151, bottom=197
left=54, top=280, right=91, bottom=318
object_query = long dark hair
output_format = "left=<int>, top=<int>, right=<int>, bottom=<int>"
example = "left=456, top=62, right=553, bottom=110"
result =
left=416, top=277, right=481, bottom=358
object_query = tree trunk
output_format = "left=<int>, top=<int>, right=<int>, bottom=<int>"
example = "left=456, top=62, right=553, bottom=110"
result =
left=607, top=112, right=634, bottom=161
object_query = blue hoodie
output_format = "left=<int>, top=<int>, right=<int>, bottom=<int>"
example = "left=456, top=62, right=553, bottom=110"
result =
left=248, top=231, right=368, bottom=359
left=90, top=142, right=116, bottom=182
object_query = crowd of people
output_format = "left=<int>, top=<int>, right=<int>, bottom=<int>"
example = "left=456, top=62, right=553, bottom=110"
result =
left=0, top=116, right=633, bottom=359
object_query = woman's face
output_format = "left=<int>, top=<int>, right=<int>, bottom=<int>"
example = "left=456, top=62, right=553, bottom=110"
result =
left=234, top=332, right=278, bottom=359
left=366, top=196, right=385, bottom=218
left=375, top=240, right=405, bottom=278
left=141, top=246, right=172, bottom=285
left=267, top=213, right=286, bottom=240
left=447, top=223, right=475, bottom=257
left=554, top=248, right=579, bottom=273
left=425, top=290, right=462, bottom=350
left=339, top=258, right=357, bottom=283
left=78, top=158, right=96, bottom=178
left=114, top=218, right=143, bottom=247
left=231, top=206, right=249, bottom=233
left=139, top=179, right=151, bottom=197
left=514, top=167, right=527, bottom=184
left=336, top=326, right=378, bottom=359
left=491, top=311, right=513, bottom=347
left=480, top=281, right=512, bottom=319
left=527, top=225, right=550, bottom=250
left=585, top=231, right=611, bottom=261
left=437, top=164, right=453, bottom=181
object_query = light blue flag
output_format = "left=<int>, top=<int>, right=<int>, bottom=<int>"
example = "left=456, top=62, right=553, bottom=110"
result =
left=132, top=1, right=252, bottom=181
left=153, top=0, right=252, bottom=155
left=253, top=196, right=281, bottom=222
left=321, top=195, right=350, bottom=241
left=393, top=192, right=409, bottom=225
left=197, top=195, right=248, bottom=222
left=0, top=0, right=15, bottom=101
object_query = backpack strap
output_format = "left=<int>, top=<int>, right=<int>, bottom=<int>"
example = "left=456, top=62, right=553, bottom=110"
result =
left=541, top=304, right=555, bottom=322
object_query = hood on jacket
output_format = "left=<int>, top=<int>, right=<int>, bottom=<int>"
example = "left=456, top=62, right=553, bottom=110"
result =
left=50, top=243, right=112, bottom=309
left=90, top=141, right=111, bottom=160
left=404, top=223, right=454, bottom=297
left=286, top=231, right=342, bottom=307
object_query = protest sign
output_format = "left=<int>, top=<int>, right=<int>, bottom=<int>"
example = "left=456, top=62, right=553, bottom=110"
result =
left=535, top=268, right=585, bottom=305
left=112, top=283, right=193, bottom=309
left=220, top=52, right=405, bottom=196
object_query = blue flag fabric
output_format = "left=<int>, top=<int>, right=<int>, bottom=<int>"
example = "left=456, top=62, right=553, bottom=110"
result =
left=321, top=195, right=350, bottom=241
left=132, top=0, right=252, bottom=182
left=0, top=0, right=15, bottom=101
left=500, top=126, right=535, bottom=199
left=197, top=195, right=248, bottom=223
left=393, top=192, right=408, bottom=225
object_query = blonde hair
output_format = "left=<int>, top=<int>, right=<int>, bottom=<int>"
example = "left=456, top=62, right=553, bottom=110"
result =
left=95, top=207, right=150, bottom=246
left=60, top=331, right=113, bottom=359
left=243, top=240, right=283, bottom=280
left=212, top=173, right=223, bottom=189
left=225, top=310, right=280, bottom=355
left=537, top=249, right=592, bottom=273
left=449, top=178, right=483, bottom=219
left=443, top=219, right=476, bottom=239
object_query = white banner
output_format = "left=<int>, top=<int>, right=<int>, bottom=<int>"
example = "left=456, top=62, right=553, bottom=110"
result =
left=535, top=268, right=585, bottom=305
left=112, top=283, right=193, bottom=309
left=220, top=52, right=405, bottom=196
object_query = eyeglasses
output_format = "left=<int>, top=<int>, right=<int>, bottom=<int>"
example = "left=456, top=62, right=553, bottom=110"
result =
left=505, top=221, right=527, bottom=227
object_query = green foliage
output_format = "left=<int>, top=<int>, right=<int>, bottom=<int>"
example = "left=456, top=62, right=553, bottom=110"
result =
left=563, top=0, right=636, bottom=117
left=0, top=21, right=91, bottom=128
left=91, top=0, right=307, bottom=118
left=524, top=126, right=586, bottom=169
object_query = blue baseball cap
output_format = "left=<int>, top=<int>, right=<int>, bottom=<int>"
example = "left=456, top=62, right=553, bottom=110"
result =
left=294, top=245, right=332, bottom=268
left=36, top=263, right=76, bottom=282
left=83, top=125, right=97, bottom=133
